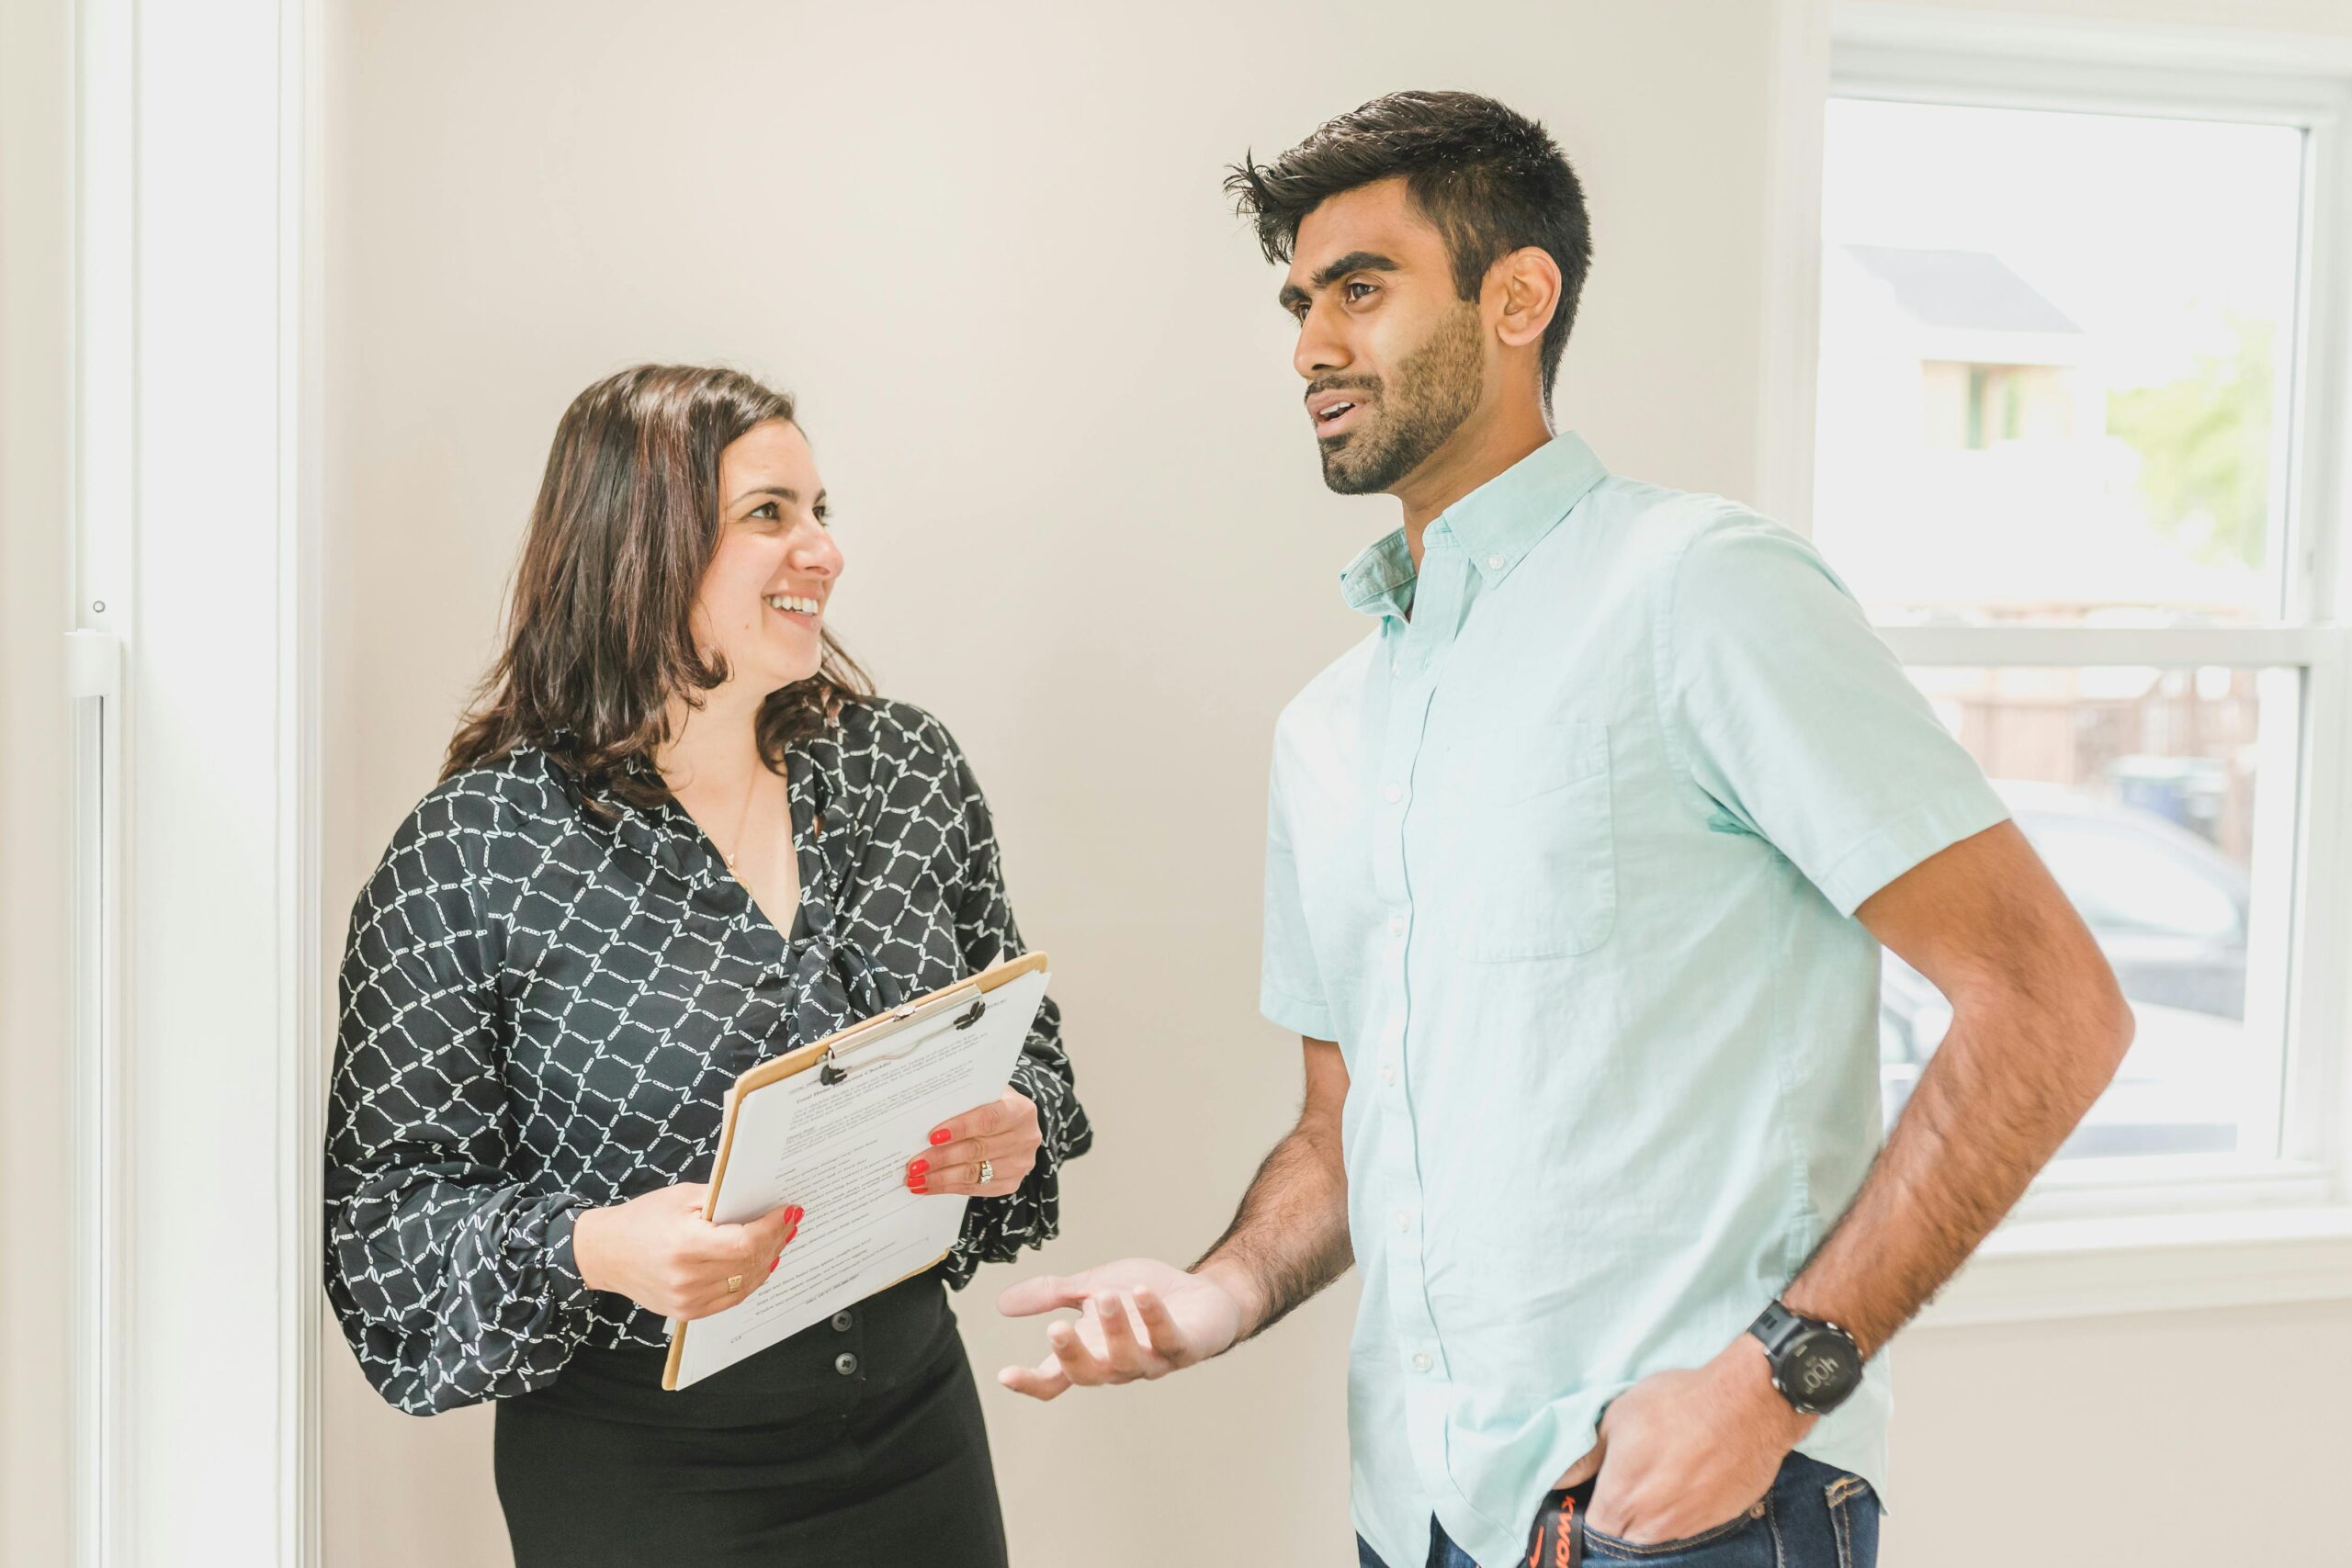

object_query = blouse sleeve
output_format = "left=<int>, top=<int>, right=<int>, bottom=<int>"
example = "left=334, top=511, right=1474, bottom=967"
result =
left=322, top=786, right=597, bottom=1414
left=934, top=729, right=1094, bottom=1287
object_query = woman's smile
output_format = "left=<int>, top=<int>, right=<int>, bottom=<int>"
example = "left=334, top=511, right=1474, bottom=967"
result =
left=763, top=590, right=823, bottom=624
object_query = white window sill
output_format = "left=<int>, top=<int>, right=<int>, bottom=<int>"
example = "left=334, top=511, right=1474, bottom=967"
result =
left=1917, top=1204, right=2352, bottom=1329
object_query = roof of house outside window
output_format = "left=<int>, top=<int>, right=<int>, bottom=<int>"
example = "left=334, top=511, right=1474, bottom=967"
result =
left=1845, top=245, right=2084, bottom=336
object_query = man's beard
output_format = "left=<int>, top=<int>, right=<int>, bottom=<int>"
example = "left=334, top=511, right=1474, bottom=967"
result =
left=1316, top=302, right=1485, bottom=496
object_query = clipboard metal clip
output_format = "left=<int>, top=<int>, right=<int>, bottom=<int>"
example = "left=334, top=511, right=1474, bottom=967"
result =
left=817, top=988, right=988, bottom=1086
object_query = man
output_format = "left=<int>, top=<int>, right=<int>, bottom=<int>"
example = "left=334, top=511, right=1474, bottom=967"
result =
left=1000, top=91, right=2132, bottom=1568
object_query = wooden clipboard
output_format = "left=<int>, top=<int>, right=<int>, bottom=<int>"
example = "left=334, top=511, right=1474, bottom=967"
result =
left=660, top=951, right=1049, bottom=1391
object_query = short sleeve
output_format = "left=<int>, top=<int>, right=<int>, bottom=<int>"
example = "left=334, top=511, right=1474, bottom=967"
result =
left=1664, top=514, right=2010, bottom=917
left=1261, top=741, right=1336, bottom=1039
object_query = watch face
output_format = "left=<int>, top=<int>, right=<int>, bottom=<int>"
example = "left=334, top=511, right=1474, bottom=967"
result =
left=1780, top=1326, right=1862, bottom=1413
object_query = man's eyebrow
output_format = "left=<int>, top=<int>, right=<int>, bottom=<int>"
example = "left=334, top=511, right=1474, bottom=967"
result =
left=1277, top=250, right=1405, bottom=311
left=1312, top=250, right=1402, bottom=289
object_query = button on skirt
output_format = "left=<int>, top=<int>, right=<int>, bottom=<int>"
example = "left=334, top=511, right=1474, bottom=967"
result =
left=493, top=1274, right=1007, bottom=1568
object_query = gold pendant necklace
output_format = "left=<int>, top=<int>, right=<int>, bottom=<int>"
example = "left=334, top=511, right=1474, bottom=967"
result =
left=720, top=768, right=760, bottom=876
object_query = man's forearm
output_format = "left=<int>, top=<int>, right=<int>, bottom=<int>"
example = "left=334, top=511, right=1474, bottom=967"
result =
left=1190, top=1112, right=1351, bottom=1342
left=1785, top=984, right=2132, bottom=1355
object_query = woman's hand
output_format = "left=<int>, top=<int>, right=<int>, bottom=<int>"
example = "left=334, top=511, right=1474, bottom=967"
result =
left=905, top=1089, right=1040, bottom=1199
left=571, top=1182, right=803, bottom=1321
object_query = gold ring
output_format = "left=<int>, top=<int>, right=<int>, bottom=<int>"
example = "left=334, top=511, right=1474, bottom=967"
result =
left=724, top=1274, right=744, bottom=1293
left=978, top=1157, right=994, bottom=1185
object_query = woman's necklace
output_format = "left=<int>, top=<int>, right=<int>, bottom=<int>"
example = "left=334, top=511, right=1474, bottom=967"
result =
left=715, top=766, right=763, bottom=875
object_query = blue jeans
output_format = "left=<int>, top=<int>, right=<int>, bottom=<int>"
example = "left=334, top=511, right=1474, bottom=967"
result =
left=1356, top=1451, right=1879, bottom=1568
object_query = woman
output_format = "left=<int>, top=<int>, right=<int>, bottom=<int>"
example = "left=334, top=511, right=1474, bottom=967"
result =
left=324, top=364, right=1091, bottom=1566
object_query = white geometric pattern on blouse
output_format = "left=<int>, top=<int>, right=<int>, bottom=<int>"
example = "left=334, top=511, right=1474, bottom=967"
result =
left=323, top=699, right=1090, bottom=1415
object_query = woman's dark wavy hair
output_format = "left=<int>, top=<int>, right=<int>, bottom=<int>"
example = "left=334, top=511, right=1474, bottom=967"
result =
left=444, top=364, right=872, bottom=812
left=1225, top=89, right=1592, bottom=408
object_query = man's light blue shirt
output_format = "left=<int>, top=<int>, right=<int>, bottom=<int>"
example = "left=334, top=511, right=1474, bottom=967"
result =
left=1259, top=433, right=2008, bottom=1568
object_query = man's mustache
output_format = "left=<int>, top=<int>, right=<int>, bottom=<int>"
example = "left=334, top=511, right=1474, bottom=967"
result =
left=1305, top=377, right=1383, bottom=403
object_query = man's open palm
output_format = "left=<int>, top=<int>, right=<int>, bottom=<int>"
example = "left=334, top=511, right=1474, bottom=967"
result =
left=996, top=1258, right=1246, bottom=1400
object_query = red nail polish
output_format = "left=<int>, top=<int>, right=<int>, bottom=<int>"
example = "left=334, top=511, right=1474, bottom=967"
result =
left=910, top=1179, right=927, bottom=1193
left=929, top=1129, right=951, bottom=1146
left=769, top=1257, right=780, bottom=1273
left=910, top=1159, right=928, bottom=1176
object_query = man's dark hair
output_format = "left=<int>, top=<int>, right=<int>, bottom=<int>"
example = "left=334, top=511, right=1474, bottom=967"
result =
left=1226, top=90, right=1591, bottom=406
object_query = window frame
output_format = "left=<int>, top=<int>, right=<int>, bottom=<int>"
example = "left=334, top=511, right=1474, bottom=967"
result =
left=1782, top=4, right=2352, bottom=1320
left=63, top=0, right=325, bottom=1562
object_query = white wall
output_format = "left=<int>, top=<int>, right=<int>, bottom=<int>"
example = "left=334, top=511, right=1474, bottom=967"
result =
left=0, top=0, right=75, bottom=1562
left=1896, top=1299, right=2352, bottom=1561
left=311, top=3, right=2351, bottom=1566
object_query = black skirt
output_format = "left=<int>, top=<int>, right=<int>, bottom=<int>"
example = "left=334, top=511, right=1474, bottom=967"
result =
left=493, top=1274, right=1007, bottom=1568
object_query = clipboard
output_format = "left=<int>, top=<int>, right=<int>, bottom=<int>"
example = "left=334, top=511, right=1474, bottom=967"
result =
left=661, top=951, right=1049, bottom=1391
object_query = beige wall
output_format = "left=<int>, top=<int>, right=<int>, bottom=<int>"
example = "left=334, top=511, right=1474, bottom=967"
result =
left=322, top=4, right=1783, bottom=1563
left=4, top=1, right=2336, bottom=1563
left=298, top=2, right=2341, bottom=1566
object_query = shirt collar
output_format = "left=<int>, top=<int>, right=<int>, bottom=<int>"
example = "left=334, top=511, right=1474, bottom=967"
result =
left=593, top=736, right=833, bottom=890
left=1442, top=431, right=1608, bottom=584
left=1339, top=528, right=1419, bottom=620
left=1336, top=432, right=1609, bottom=620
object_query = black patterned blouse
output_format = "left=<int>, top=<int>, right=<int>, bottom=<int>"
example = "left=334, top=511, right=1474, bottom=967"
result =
left=323, top=698, right=1091, bottom=1416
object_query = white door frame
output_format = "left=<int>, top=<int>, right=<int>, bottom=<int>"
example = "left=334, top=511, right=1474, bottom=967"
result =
left=68, top=1, right=323, bottom=1562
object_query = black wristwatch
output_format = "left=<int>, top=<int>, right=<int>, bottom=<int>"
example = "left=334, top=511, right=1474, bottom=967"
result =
left=1746, top=1301, right=1863, bottom=1416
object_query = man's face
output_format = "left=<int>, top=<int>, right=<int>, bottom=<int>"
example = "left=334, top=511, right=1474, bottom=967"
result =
left=1280, top=177, right=1487, bottom=495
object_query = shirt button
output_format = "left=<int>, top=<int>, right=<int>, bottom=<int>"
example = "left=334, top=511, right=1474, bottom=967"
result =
left=831, top=1311, right=854, bottom=1332
left=834, top=1352, right=860, bottom=1377
left=1381, top=1064, right=1397, bottom=1086
left=1390, top=660, right=1401, bottom=675
left=1387, top=915, right=1404, bottom=936
left=1395, top=1209, right=1412, bottom=1233
left=1487, top=554, right=1504, bottom=570
left=1383, top=784, right=1402, bottom=803
left=1411, top=1351, right=1433, bottom=1372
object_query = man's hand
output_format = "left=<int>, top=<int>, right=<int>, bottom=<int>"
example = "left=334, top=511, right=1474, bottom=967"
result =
left=997, top=1039, right=1349, bottom=1404
left=1555, top=1337, right=1811, bottom=1545
left=995, top=1258, right=1250, bottom=1400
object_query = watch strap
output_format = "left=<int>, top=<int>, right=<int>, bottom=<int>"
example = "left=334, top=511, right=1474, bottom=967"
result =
left=1747, top=1299, right=1805, bottom=1359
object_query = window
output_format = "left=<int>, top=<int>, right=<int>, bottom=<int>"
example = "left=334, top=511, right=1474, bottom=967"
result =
left=1879, top=664, right=2297, bottom=1165
left=1815, top=40, right=2350, bottom=1215
left=1818, top=100, right=2301, bottom=628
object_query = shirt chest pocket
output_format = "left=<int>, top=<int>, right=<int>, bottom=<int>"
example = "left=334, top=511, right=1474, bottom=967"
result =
left=1439, top=719, right=1617, bottom=962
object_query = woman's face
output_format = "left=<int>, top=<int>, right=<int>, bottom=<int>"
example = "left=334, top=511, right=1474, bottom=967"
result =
left=696, top=418, right=842, bottom=696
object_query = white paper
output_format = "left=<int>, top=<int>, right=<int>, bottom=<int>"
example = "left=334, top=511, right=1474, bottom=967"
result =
left=668, top=967, right=1049, bottom=1389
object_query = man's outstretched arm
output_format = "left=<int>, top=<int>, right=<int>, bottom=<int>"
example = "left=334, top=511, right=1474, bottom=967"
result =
left=996, top=1037, right=1351, bottom=1399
